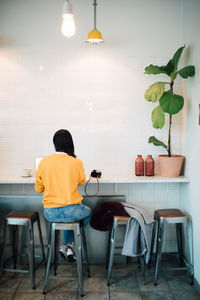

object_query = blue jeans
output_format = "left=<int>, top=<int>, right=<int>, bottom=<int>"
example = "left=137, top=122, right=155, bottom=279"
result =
left=44, top=204, right=91, bottom=244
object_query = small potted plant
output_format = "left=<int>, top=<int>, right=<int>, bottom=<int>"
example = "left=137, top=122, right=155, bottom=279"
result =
left=144, top=46, right=195, bottom=177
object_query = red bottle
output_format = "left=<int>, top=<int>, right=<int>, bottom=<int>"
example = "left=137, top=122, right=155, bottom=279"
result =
left=135, top=155, right=144, bottom=176
left=145, top=155, right=154, bottom=176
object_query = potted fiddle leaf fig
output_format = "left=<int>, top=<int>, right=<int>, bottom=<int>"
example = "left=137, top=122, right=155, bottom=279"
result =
left=144, top=45, right=195, bottom=177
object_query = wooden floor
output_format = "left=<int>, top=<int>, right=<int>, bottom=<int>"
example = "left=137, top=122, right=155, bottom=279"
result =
left=0, top=255, right=199, bottom=300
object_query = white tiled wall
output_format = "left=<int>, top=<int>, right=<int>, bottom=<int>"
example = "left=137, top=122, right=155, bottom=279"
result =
left=0, top=0, right=185, bottom=251
left=0, top=0, right=183, bottom=177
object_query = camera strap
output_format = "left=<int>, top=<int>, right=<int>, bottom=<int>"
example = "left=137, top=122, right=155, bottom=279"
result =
left=84, top=175, right=100, bottom=197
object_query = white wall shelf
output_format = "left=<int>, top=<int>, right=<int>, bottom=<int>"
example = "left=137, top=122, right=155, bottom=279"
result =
left=0, top=175, right=189, bottom=184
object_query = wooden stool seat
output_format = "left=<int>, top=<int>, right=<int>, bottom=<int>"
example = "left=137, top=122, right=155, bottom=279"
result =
left=6, top=211, right=38, bottom=220
left=156, top=209, right=186, bottom=219
left=114, top=215, right=130, bottom=225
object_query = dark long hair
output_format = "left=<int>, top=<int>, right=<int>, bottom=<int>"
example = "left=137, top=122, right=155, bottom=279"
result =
left=53, top=129, right=76, bottom=158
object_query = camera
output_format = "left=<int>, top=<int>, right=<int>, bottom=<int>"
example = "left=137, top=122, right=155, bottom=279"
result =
left=90, top=169, right=102, bottom=178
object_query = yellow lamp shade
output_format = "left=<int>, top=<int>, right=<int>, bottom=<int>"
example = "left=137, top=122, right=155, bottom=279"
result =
left=86, top=29, right=103, bottom=44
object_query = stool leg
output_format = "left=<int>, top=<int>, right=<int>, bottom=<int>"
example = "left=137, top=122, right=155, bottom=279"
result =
left=13, top=225, right=19, bottom=269
left=106, top=230, right=112, bottom=269
left=36, top=215, right=46, bottom=265
left=149, top=220, right=157, bottom=268
left=0, top=220, right=8, bottom=276
left=183, top=220, right=194, bottom=285
left=154, top=220, right=164, bottom=286
left=27, top=221, right=35, bottom=289
left=176, top=223, right=184, bottom=266
left=139, top=255, right=146, bottom=284
left=80, top=225, right=90, bottom=277
left=107, top=220, right=118, bottom=286
left=46, top=223, right=52, bottom=263
left=74, top=224, right=84, bottom=297
left=54, top=230, right=60, bottom=276
left=43, top=224, right=54, bottom=295
left=138, top=226, right=146, bottom=283
left=19, top=226, right=27, bottom=265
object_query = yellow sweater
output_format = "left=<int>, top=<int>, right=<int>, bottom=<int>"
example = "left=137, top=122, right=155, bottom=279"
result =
left=35, top=153, right=86, bottom=208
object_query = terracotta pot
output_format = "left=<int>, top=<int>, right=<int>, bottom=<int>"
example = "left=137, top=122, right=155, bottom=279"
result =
left=158, top=155, right=184, bottom=177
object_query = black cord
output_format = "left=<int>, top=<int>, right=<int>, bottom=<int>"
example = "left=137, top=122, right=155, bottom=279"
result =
left=84, top=176, right=100, bottom=197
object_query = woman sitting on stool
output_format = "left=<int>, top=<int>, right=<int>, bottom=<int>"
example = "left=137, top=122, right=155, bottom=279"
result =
left=35, top=129, right=91, bottom=262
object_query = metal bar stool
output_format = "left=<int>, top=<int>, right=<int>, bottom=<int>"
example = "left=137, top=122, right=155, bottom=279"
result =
left=43, top=220, right=90, bottom=297
left=106, top=216, right=145, bottom=286
left=152, top=209, right=193, bottom=285
left=0, top=211, right=46, bottom=289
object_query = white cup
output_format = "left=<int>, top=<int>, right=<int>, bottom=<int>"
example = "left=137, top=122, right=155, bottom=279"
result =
left=22, top=168, right=33, bottom=177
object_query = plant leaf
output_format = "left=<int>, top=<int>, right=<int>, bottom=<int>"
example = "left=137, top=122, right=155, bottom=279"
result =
left=165, top=59, right=175, bottom=75
left=151, top=105, right=165, bottom=128
left=172, top=46, right=185, bottom=71
left=144, top=82, right=166, bottom=103
left=159, top=91, right=184, bottom=115
left=144, top=64, right=169, bottom=75
left=170, top=71, right=177, bottom=82
left=159, top=46, right=185, bottom=76
left=177, top=65, right=195, bottom=78
left=148, top=136, right=168, bottom=149
left=144, top=46, right=186, bottom=77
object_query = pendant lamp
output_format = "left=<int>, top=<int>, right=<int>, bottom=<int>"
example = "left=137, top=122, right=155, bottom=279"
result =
left=86, top=0, right=103, bottom=44
left=61, top=0, right=76, bottom=38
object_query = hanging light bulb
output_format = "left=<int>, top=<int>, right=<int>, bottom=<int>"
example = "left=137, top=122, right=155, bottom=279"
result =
left=86, top=0, right=103, bottom=44
left=61, top=0, right=76, bottom=38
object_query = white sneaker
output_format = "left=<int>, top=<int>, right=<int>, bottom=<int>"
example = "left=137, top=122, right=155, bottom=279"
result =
left=67, top=245, right=76, bottom=262
left=59, top=244, right=76, bottom=262
left=59, top=244, right=68, bottom=260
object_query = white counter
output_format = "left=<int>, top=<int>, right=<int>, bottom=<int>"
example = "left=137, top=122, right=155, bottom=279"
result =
left=0, top=175, right=189, bottom=184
